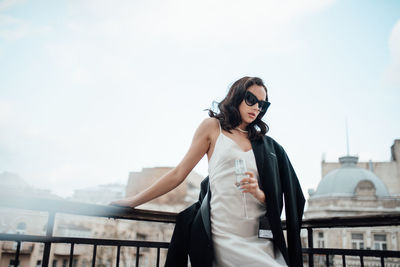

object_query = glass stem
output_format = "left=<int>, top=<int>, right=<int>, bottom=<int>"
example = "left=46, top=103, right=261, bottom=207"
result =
left=242, top=193, right=248, bottom=218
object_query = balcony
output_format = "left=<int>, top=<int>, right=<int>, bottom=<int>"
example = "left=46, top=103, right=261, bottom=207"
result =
left=1, top=194, right=400, bottom=267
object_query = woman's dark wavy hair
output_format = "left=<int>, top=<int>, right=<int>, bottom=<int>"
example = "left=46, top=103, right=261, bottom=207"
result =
left=208, top=76, right=269, bottom=141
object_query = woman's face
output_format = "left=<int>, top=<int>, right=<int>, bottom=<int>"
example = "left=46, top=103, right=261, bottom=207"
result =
left=238, top=84, right=267, bottom=126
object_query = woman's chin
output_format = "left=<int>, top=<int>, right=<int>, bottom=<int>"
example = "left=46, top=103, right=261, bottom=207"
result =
left=243, top=118, right=254, bottom=125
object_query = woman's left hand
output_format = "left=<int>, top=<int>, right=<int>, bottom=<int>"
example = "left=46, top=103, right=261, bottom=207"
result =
left=239, top=172, right=266, bottom=205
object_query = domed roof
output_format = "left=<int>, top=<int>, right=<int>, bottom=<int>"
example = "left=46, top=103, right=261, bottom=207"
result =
left=311, top=156, right=390, bottom=198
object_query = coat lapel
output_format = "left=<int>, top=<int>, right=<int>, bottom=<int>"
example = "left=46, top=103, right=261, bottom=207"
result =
left=251, top=137, right=289, bottom=264
left=251, top=137, right=278, bottom=211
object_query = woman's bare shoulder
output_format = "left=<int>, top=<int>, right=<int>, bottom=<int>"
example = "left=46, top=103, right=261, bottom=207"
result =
left=197, top=117, right=220, bottom=137
left=201, top=117, right=219, bottom=129
left=201, top=117, right=219, bottom=127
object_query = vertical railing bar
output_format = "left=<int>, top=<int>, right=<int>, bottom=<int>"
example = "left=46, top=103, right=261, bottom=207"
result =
left=307, top=227, right=314, bottom=267
left=326, top=254, right=329, bottom=267
left=380, top=256, right=384, bottom=267
left=360, top=255, right=364, bottom=267
left=14, top=241, right=21, bottom=267
left=42, top=211, right=56, bottom=267
left=91, top=244, right=97, bottom=267
left=136, top=246, right=140, bottom=267
left=116, top=245, right=121, bottom=267
left=69, top=243, right=74, bottom=267
left=156, top=247, right=160, bottom=267
left=342, top=254, right=346, bottom=267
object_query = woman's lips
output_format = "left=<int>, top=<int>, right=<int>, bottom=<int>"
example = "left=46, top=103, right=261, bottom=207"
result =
left=248, top=113, right=256, bottom=118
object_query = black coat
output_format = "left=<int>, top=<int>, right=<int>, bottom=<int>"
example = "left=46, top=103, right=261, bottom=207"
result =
left=165, top=135, right=305, bottom=267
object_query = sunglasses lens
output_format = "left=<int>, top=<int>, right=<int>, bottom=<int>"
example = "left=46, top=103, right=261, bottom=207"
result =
left=261, top=102, right=270, bottom=112
left=260, top=102, right=267, bottom=112
left=245, top=92, right=257, bottom=106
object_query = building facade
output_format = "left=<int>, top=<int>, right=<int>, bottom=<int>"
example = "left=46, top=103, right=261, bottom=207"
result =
left=305, top=139, right=400, bottom=267
left=0, top=168, right=203, bottom=267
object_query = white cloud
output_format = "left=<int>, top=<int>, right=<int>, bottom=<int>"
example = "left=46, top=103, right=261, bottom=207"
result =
left=41, top=0, right=336, bottom=91
left=385, top=19, right=400, bottom=86
left=0, top=100, right=13, bottom=123
left=63, top=0, right=335, bottom=51
left=0, top=14, right=52, bottom=40
left=0, top=15, right=28, bottom=40
left=0, top=0, right=29, bottom=40
left=0, top=0, right=24, bottom=11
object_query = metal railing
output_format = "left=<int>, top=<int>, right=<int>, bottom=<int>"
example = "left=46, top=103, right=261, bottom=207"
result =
left=0, top=194, right=176, bottom=267
left=1, top=194, right=400, bottom=267
left=299, top=213, right=400, bottom=267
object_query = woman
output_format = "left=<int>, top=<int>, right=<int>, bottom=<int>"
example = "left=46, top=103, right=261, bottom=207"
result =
left=111, top=76, right=305, bottom=267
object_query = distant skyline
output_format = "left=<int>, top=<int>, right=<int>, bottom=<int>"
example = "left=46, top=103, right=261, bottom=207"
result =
left=1, top=0, right=399, bottom=198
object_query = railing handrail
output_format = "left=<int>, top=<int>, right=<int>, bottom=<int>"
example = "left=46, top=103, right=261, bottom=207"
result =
left=2, top=194, right=400, bottom=228
left=0, top=233, right=170, bottom=248
left=300, top=213, right=400, bottom=228
left=0, top=193, right=177, bottom=223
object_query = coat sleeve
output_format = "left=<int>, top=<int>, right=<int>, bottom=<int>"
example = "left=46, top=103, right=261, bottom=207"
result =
left=165, top=203, right=198, bottom=267
left=277, top=145, right=305, bottom=267
left=165, top=176, right=209, bottom=267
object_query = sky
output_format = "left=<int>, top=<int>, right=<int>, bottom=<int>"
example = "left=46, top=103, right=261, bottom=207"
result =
left=1, top=0, right=399, bottom=198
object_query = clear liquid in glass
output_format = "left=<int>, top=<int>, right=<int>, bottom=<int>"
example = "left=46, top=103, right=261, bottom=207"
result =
left=235, top=158, right=249, bottom=218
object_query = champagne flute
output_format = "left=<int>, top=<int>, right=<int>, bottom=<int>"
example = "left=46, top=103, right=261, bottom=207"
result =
left=235, top=158, right=249, bottom=219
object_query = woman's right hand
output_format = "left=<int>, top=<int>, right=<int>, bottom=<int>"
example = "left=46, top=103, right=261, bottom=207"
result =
left=109, top=197, right=136, bottom=208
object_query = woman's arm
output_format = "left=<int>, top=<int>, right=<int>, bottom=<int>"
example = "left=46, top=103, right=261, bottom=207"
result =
left=110, top=118, right=215, bottom=208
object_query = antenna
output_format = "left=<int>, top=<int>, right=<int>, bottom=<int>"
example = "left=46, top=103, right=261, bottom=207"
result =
left=345, top=117, right=350, bottom=156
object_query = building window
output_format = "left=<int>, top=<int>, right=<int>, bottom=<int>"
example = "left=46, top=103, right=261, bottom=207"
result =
left=36, top=260, right=42, bottom=267
left=136, top=233, right=149, bottom=252
left=351, top=233, right=364, bottom=249
left=373, top=234, right=387, bottom=250
left=138, top=255, right=149, bottom=267
left=317, top=231, right=325, bottom=248
left=52, top=260, right=57, bottom=267
left=62, top=259, right=68, bottom=267
left=12, top=241, right=19, bottom=250
left=355, top=180, right=376, bottom=197
left=136, top=233, right=147, bottom=240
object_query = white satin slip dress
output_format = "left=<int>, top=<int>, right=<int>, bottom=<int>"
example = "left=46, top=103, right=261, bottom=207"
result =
left=208, top=122, right=287, bottom=267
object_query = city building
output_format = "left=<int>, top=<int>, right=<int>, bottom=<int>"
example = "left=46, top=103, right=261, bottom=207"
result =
left=305, top=139, right=400, bottom=266
left=0, top=168, right=203, bottom=267
left=71, top=184, right=126, bottom=205
left=126, top=167, right=203, bottom=212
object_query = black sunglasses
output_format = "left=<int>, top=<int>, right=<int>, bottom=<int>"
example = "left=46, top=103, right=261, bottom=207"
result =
left=244, top=91, right=270, bottom=112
